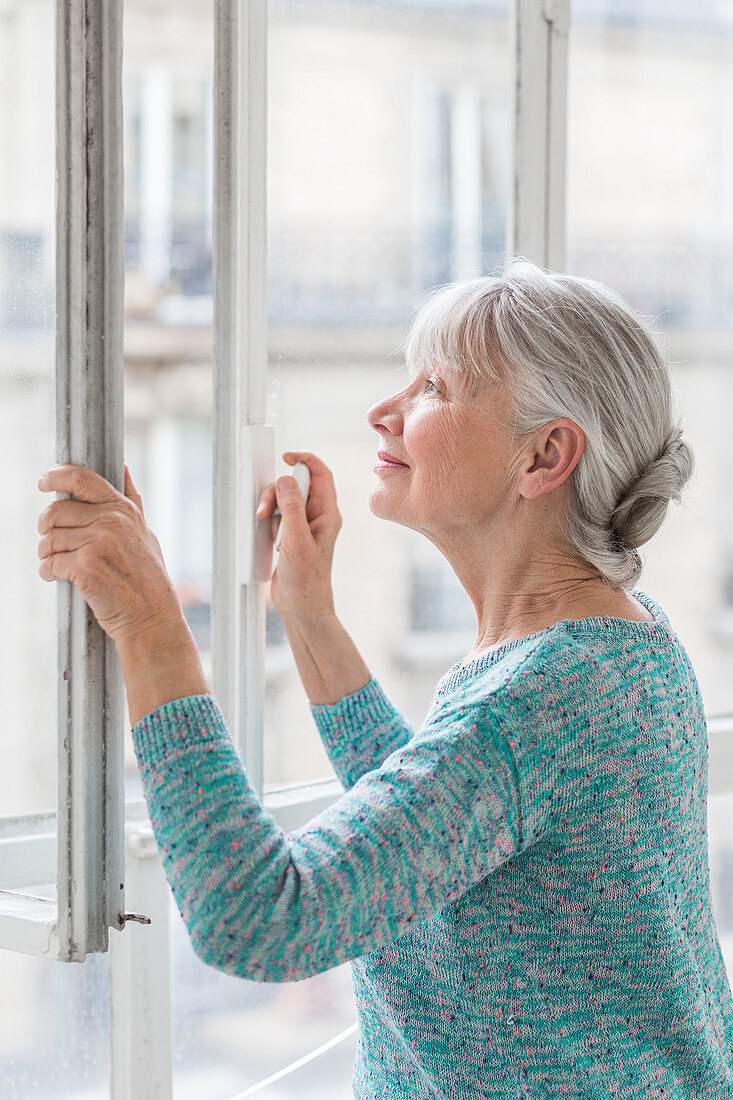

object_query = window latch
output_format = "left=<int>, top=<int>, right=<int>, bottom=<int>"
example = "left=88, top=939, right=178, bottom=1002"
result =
left=121, top=911, right=151, bottom=926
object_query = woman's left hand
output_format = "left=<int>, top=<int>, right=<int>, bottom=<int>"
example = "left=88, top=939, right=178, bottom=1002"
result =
left=37, top=463, right=181, bottom=648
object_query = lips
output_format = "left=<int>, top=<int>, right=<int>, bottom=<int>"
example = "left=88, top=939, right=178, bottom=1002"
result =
left=377, top=450, right=408, bottom=467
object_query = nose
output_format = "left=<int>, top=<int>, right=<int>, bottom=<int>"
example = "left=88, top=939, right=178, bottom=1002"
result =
left=366, top=390, right=404, bottom=437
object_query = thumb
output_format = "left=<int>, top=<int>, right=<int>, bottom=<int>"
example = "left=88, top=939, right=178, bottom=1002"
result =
left=275, top=476, right=309, bottom=540
left=124, top=463, right=145, bottom=516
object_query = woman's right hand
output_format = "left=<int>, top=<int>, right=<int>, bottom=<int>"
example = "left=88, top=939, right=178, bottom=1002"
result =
left=255, top=451, right=342, bottom=624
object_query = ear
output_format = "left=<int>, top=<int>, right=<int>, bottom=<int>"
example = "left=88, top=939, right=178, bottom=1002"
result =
left=520, top=419, right=585, bottom=500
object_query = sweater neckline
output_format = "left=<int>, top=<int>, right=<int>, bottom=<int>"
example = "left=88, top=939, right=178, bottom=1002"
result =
left=436, top=588, right=670, bottom=695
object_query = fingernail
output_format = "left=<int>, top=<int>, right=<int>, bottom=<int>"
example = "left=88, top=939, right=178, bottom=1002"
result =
left=38, top=475, right=48, bottom=488
left=277, top=477, right=295, bottom=491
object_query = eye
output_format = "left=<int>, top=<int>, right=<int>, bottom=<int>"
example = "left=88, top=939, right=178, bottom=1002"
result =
left=424, top=376, right=440, bottom=394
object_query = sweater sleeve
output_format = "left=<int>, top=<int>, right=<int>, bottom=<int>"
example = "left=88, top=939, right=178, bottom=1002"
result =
left=308, top=677, right=415, bottom=789
left=131, top=689, right=521, bottom=983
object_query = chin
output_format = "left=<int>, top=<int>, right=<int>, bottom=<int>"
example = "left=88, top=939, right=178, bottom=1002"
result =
left=368, top=493, right=417, bottom=533
left=368, top=486, right=400, bottom=522
left=367, top=492, right=388, bottom=519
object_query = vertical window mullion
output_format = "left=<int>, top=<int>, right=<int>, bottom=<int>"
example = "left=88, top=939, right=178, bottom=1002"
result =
left=109, top=822, right=172, bottom=1099
left=55, top=0, right=125, bottom=960
left=508, top=0, right=569, bottom=269
left=212, top=0, right=269, bottom=797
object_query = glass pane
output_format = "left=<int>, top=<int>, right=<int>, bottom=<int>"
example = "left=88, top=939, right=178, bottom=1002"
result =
left=0, top=0, right=57, bottom=815
left=121, top=10, right=360, bottom=1098
left=171, top=896, right=357, bottom=1099
left=566, top=3, right=733, bottom=715
left=265, top=0, right=511, bottom=786
left=122, top=0, right=214, bottom=802
left=0, top=946, right=109, bottom=1097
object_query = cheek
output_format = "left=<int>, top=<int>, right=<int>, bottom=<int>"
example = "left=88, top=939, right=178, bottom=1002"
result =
left=404, top=408, right=457, bottom=461
left=415, top=424, right=479, bottom=492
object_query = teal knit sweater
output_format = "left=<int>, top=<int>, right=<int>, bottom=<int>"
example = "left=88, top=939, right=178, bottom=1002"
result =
left=131, top=588, right=733, bottom=1098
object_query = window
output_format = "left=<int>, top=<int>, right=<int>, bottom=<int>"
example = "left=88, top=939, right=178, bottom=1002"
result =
left=0, top=0, right=57, bottom=824
left=566, top=2, right=733, bottom=714
left=0, top=0, right=126, bottom=967
left=3, top=0, right=733, bottom=1096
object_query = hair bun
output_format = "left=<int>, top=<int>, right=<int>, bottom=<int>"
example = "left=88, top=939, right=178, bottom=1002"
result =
left=610, top=428, right=695, bottom=550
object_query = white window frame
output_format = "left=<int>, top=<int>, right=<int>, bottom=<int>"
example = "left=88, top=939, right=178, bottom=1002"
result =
left=508, top=0, right=568, bottom=269
left=4, top=0, right=733, bottom=1096
left=208, top=0, right=355, bottom=825
left=0, top=0, right=125, bottom=962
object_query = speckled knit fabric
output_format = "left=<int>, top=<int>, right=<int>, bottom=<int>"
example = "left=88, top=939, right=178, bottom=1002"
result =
left=131, top=588, right=733, bottom=1098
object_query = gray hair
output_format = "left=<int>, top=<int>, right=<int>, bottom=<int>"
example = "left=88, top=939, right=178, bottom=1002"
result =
left=401, top=257, right=695, bottom=589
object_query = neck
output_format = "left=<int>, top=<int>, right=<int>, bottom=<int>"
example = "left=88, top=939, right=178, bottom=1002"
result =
left=427, top=525, right=619, bottom=658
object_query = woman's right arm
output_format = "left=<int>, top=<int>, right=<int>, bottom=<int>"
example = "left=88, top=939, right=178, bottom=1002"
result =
left=283, top=608, right=415, bottom=789
left=277, top=607, right=370, bottom=706
left=258, top=452, right=414, bottom=786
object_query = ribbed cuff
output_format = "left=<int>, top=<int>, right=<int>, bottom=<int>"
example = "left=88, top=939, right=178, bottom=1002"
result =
left=131, top=693, right=227, bottom=766
left=309, top=677, right=396, bottom=733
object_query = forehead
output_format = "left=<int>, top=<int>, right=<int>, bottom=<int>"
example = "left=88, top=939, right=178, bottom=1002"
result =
left=439, top=363, right=492, bottom=400
left=410, top=358, right=466, bottom=383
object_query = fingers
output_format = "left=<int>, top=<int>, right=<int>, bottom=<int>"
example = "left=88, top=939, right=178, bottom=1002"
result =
left=38, top=498, right=106, bottom=536
left=38, top=525, right=93, bottom=565
left=124, top=464, right=145, bottom=517
left=257, top=452, right=338, bottom=517
left=38, top=463, right=120, bottom=504
left=38, top=550, right=77, bottom=583
left=255, top=452, right=342, bottom=550
left=282, top=451, right=336, bottom=493
left=256, top=483, right=277, bottom=519
left=272, top=475, right=311, bottom=545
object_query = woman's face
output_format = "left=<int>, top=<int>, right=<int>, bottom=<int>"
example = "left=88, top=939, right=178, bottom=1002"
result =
left=365, top=364, right=518, bottom=541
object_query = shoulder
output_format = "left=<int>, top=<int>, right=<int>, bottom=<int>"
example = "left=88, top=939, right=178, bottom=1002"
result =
left=432, top=626, right=590, bottom=721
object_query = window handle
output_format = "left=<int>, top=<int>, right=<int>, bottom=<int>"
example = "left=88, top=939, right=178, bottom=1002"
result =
left=240, top=424, right=276, bottom=585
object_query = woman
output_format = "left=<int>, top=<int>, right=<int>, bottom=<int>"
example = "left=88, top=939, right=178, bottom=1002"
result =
left=37, top=259, right=733, bottom=1097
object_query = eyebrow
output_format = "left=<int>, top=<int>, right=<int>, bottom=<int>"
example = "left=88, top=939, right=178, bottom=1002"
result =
left=435, top=365, right=467, bottom=389
left=428, top=363, right=452, bottom=380
left=412, top=362, right=461, bottom=389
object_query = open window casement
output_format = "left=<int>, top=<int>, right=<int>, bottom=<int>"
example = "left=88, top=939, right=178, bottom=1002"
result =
left=0, top=0, right=125, bottom=962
